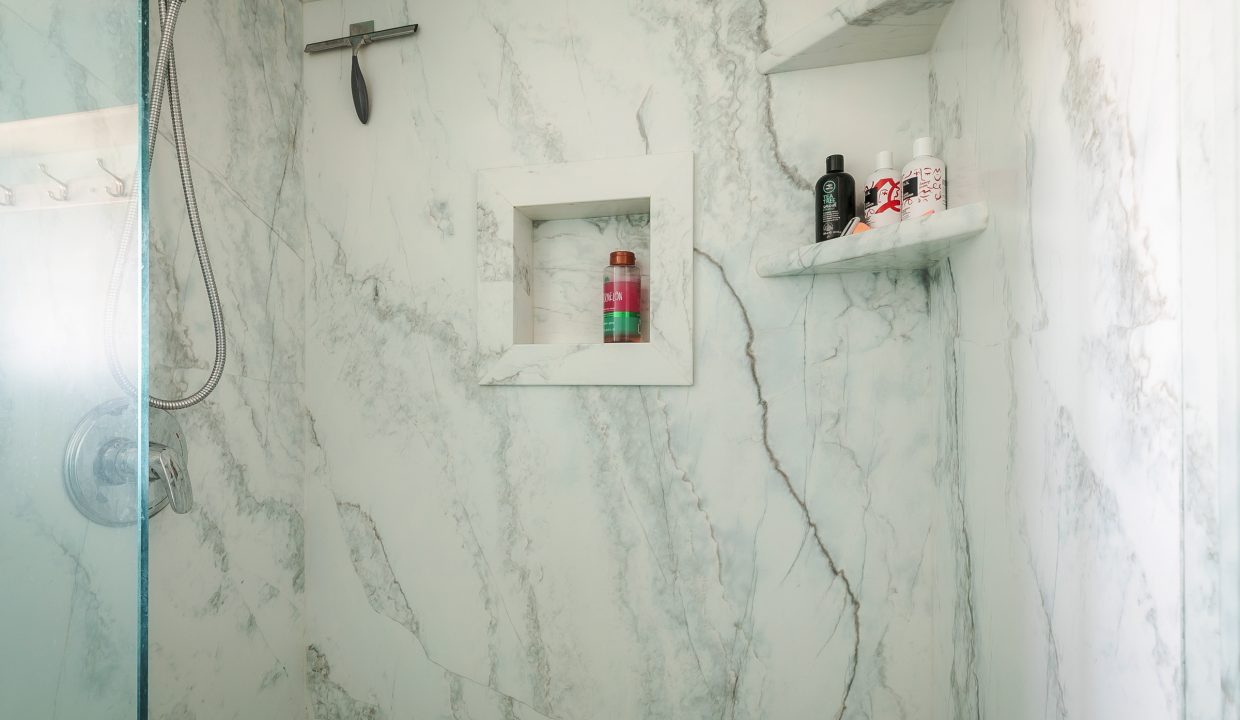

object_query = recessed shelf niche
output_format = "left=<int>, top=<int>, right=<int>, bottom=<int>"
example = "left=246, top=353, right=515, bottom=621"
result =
left=531, top=211, right=651, bottom=344
left=476, top=153, right=693, bottom=386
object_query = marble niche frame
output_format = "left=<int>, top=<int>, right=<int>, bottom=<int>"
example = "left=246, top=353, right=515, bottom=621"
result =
left=476, top=152, right=694, bottom=386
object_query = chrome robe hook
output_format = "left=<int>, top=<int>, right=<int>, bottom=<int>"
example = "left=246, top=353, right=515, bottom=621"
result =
left=39, top=164, right=69, bottom=202
left=97, top=159, right=127, bottom=197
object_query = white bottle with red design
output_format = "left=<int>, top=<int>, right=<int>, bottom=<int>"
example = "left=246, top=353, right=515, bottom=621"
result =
left=863, top=150, right=902, bottom=228
left=900, top=137, right=947, bottom=220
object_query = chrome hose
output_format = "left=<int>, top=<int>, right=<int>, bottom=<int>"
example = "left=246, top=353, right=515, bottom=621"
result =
left=106, top=0, right=226, bottom=410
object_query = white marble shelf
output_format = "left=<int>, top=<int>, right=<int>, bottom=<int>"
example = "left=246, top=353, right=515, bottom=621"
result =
left=758, top=0, right=955, bottom=74
left=756, top=202, right=988, bottom=277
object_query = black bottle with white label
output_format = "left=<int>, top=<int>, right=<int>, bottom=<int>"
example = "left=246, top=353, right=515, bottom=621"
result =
left=815, top=154, right=856, bottom=242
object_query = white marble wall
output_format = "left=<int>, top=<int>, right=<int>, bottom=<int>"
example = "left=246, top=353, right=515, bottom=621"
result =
left=146, top=0, right=307, bottom=718
left=1178, top=2, right=1240, bottom=715
left=302, top=0, right=957, bottom=718
left=928, top=0, right=1227, bottom=717
left=0, top=0, right=138, bottom=123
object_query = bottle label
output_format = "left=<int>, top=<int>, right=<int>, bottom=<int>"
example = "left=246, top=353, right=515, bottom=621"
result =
left=902, top=166, right=946, bottom=218
left=604, top=280, right=640, bottom=313
left=902, top=175, right=918, bottom=200
left=864, top=177, right=901, bottom=220
left=821, top=181, right=840, bottom=237
left=604, top=279, right=641, bottom=338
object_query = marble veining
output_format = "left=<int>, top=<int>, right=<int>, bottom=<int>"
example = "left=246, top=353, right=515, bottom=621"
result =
left=307, top=645, right=383, bottom=720
left=6, top=0, right=1232, bottom=716
left=147, top=0, right=308, bottom=718
left=304, top=0, right=950, bottom=717
left=928, top=0, right=1204, bottom=716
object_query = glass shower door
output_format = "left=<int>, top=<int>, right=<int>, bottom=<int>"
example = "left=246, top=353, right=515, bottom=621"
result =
left=0, top=0, right=147, bottom=717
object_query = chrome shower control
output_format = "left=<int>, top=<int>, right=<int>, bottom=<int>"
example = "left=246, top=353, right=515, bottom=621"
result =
left=150, top=443, right=192, bottom=514
left=64, top=400, right=193, bottom=525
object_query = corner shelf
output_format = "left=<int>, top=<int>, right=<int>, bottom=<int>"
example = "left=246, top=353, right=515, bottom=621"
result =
left=756, top=202, right=988, bottom=277
left=758, top=0, right=955, bottom=74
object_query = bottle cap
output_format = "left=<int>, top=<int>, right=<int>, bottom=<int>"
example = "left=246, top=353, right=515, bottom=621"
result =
left=913, top=137, right=935, bottom=157
left=826, top=154, right=844, bottom=172
left=875, top=150, right=893, bottom=169
left=610, top=250, right=636, bottom=266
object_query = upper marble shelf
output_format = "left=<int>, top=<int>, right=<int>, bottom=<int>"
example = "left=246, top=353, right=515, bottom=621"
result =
left=758, top=0, right=955, bottom=74
left=756, top=202, right=988, bottom=277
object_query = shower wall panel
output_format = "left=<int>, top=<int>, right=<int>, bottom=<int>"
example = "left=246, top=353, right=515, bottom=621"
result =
left=927, top=0, right=1230, bottom=716
left=301, top=0, right=958, bottom=717
left=146, top=1, right=309, bottom=718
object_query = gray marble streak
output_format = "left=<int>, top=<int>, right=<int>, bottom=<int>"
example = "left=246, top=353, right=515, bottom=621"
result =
left=929, top=261, right=979, bottom=720
left=307, top=645, right=384, bottom=720
left=334, top=502, right=419, bottom=637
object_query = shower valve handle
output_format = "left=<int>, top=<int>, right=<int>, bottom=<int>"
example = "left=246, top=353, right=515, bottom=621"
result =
left=151, top=443, right=193, bottom=514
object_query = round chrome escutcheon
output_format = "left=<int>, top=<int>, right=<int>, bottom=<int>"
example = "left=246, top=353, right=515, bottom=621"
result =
left=63, top=400, right=188, bottom=526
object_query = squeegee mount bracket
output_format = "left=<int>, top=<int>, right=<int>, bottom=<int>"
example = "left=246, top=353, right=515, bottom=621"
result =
left=304, top=21, right=419, bottom=124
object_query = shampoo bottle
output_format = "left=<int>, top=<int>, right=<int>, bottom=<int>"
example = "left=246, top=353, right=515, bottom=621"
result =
left=603, top=251, right=641, bottom=343
left=814, top=154, right=856, bottom=242
left=900, top=137, right=946, bottom=220
left=863, top=150, right=902, bottom=227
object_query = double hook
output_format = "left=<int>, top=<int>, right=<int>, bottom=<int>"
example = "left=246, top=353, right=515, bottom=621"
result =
left=97, top=159, right=127, bottom=197
left=39, top=164, right=69, bottom=202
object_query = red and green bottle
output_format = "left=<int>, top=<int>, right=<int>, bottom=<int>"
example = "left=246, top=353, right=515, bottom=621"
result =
left=603, top=250, right=641, bottom=343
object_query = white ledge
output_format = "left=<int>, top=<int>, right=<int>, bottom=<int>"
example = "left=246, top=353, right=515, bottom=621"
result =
left=758, top=0, right=955, bottom=74
left=756, top=202, right=988, bottom=277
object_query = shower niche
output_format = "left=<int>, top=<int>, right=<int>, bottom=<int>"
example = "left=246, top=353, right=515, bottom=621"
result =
left=476, top=152, right=693, bottom=386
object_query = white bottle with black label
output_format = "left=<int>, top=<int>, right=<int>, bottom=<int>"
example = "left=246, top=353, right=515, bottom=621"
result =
left=900, top=137, right=946, bottom=220
left=863, top=150, right=902, bottom=228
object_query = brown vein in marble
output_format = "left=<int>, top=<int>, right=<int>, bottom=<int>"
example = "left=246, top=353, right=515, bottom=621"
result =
left=695, top=248, right=861, bottom=720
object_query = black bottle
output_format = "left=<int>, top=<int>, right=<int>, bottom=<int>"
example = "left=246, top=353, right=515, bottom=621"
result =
left=814, top=154, right=856, bottom=242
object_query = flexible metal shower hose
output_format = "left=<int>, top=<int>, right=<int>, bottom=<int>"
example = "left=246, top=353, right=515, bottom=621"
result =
left=105, top=0, right=226, bottom=410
